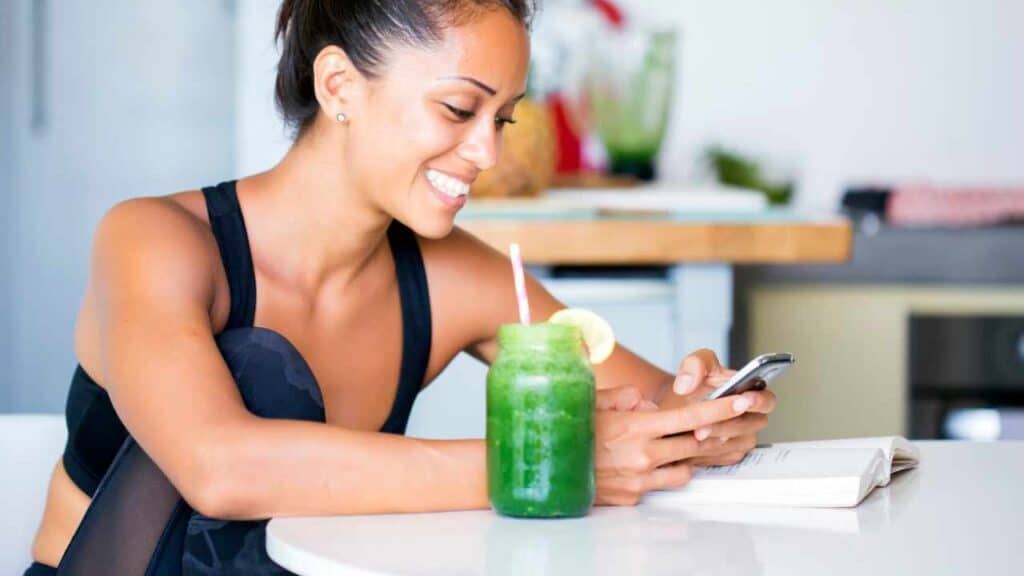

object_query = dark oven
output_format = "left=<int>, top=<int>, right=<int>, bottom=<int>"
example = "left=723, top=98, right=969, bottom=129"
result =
left=909, top=315, right=1024, bottom=440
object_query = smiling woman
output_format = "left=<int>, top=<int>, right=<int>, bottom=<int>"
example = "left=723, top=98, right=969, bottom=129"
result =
left=272, top=0, right=532, bottom=237
left=25, top=0, right=776, bottom=574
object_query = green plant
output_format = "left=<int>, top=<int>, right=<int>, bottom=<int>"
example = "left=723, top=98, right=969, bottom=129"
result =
left=705, top=146, right=794, bottom=205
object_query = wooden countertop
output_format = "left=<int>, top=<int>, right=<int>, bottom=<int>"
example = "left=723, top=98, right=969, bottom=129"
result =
left=456, top=201, right=852, bottom=265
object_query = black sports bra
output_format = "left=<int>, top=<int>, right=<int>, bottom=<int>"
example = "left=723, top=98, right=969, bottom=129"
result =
left=61, top=180, right=433, bottom=496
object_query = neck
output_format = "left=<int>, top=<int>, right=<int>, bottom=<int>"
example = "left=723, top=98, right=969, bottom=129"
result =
left=240, top=125, right=392, bottom=296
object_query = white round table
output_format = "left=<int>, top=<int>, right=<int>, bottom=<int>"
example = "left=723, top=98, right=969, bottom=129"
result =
left=266, top=442, right=1024, bottom=575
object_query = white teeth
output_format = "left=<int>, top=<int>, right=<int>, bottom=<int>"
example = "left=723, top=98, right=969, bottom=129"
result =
left=426, top=169, right=470, bottom=198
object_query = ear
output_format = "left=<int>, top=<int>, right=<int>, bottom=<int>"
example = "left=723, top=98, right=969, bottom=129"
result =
left=312, top=45, right=363, bottom=122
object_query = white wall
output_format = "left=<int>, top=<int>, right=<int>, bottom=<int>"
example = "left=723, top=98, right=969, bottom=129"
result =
left=3, top=0, right=236, bottom=412
left=236, top=0, right=293, bottom=176
left=625, top=0, right=1024, bottom=210
left=1, top=0, right=15, bottom=410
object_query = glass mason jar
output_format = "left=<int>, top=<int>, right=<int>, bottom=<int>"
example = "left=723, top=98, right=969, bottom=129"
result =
left=486, top=322, right=596, bottom=518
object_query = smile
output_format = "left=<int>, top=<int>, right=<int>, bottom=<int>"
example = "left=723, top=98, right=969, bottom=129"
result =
left=425, top=169, right=471, bottom=199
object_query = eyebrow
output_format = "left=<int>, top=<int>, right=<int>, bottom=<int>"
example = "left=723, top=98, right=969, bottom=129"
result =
left=438, top=75, right=527, bottom=102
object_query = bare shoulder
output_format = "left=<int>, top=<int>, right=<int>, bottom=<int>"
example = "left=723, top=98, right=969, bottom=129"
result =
left=96, top=192, right=214, bottom=259
left=74, top=191, right=226, bottom=374
left=89, top=192, right=222, bottom=307
left=100, top=189, right=210, bottom=231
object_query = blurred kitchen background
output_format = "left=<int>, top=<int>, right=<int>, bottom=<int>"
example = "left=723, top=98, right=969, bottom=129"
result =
left=3, top=0, right=1024, bottom=443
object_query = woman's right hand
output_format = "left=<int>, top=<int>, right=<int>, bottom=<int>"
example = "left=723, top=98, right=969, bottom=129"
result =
left=593, top=385, right=754, bottom=506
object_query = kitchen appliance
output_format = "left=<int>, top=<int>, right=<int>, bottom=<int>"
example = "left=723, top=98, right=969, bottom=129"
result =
left=909, top=315, right=1024, bottom=440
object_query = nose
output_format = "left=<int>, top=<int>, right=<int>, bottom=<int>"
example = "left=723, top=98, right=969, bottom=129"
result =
left=456, top=119, right=500, bottom=172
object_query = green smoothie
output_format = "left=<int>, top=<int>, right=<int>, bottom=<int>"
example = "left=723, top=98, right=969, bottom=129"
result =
left=486, top=322, right=595, bottom=517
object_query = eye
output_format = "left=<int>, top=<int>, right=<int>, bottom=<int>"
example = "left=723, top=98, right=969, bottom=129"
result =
left=443, top=103, right=517, bottom=130
left=442, top=103, right=475, bottom=121
left=495, top=116, right=517, bottom=130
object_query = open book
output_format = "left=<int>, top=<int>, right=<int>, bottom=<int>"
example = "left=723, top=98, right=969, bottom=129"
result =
left=644, top=436, right=920, bottom=509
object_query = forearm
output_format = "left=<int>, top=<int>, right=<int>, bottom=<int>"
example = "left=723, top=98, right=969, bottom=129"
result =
left=593, top=344, right=677, bottom=403
left=200, top=418, right=488, bottom=519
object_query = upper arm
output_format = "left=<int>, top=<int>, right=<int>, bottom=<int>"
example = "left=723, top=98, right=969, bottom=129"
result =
left=421, top=227, right=672, bottom=395
left=87, top=198, right=252, bottom=508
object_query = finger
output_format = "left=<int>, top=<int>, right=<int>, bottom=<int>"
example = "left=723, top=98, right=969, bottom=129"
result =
left=634, top=394, right=754, bottom=437
left=597, top=462, right=694, bottom=505
left=690, top=434, right=759, bottom=464
left=693, top=391, right=774, bottom=438
left=687, top=372, right=735, bottom=402
left=597, top=474, right=649, bottom=505
left=647, top=434, right=702, bottom=467
left=595, top=489, right=642, bottom=507
left=746, top=389, right=778, bottom=414
left=673, top=349, right=726, bottom=395
left=690, top=451, right=749, bottom=468
left=720, top=433, right=758, bottom=454
left=690, top=378, right=728, bottom=401
left=646, top=462, right=693, bottom=492
left=694, top=413, right=769, bottom=442
left=596, top=385, right=645, bottom=411
left=638, top=399, right=659, bottom=412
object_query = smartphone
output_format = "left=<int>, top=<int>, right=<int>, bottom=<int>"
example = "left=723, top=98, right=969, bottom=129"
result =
left=704, top=352, right=795, bottom=400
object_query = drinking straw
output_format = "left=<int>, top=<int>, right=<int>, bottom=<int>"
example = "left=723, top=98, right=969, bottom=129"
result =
left=509, top=243, right=531, bottom=325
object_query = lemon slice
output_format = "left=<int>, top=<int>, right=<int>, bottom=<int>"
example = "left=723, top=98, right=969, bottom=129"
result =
left=548, top=308, right=616, bottom=365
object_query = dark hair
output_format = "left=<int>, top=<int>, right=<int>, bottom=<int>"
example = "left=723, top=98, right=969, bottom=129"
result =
left=274, top=0, right=536, bottom=138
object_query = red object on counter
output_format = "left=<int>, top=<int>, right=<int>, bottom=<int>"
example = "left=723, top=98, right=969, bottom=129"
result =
left=546, top=1, right=625, bottom=174
left=548, top=93, right=582, bottom=174
left=591, top=0, right=625, bottom=29
left=887, top=185, right=1024, bottom=227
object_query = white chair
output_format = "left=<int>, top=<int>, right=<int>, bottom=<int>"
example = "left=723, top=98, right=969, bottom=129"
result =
left=0, top=414, right=67, bottom=573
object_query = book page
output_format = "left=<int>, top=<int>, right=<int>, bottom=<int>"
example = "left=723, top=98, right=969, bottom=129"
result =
left=692, top=446, right=882, bottom=480
left=647, top=447, right=885, bottom=507
left=766, top=437, right=896, bottom=457
left=762, top=437, right=920, bottom=485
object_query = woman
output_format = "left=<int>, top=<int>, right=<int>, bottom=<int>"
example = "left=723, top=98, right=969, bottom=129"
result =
left=28, top=0, right=776, bottom=573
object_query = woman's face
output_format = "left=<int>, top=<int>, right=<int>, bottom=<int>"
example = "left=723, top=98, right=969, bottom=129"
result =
left=342, top=9, right=530, bottom=238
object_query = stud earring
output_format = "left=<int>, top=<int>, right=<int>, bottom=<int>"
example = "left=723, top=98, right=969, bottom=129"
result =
left=336, top=112, right=348, bottom=123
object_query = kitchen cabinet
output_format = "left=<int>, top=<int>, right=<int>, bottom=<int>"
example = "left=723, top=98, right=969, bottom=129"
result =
left=747, top=284, right=1024, bottom=442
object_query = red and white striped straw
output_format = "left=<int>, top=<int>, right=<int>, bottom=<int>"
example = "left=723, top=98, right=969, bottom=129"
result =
left=509, top=243, right=531, bottom=325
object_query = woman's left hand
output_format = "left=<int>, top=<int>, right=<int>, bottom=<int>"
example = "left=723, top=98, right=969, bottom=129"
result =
left=661, top=349, right=778, bottom=467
